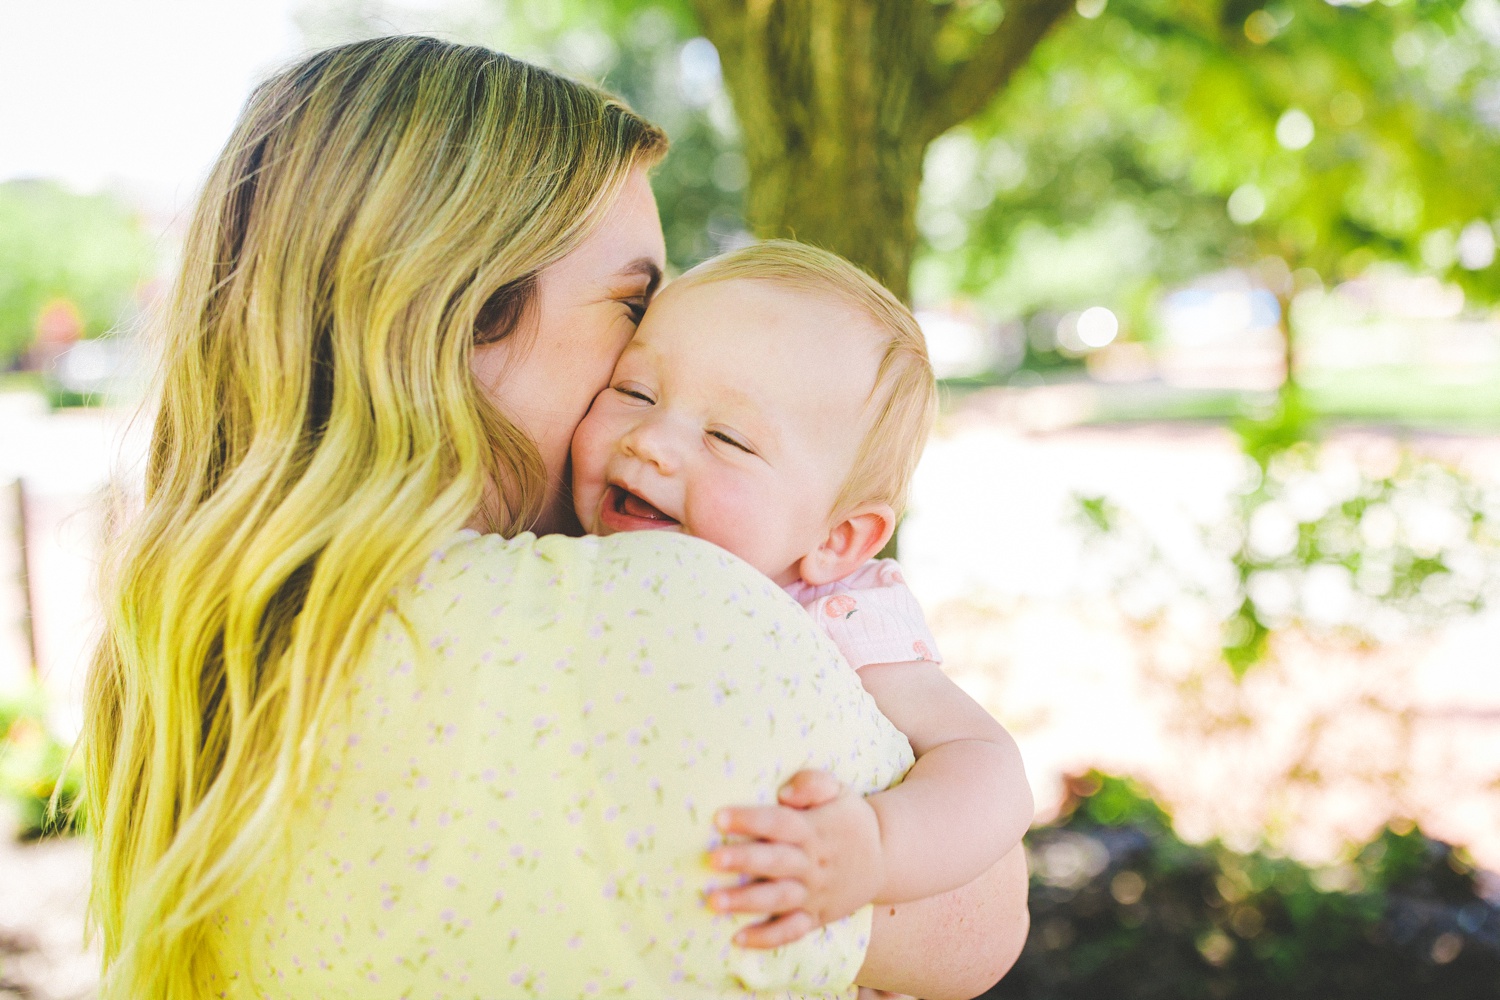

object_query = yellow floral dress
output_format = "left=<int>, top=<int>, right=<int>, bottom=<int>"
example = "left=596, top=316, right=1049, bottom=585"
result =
left=228, top=529, right=914, bottom=999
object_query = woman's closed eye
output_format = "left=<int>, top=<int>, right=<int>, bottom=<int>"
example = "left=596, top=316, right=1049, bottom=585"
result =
left=621, top=297, right=647, bottom=324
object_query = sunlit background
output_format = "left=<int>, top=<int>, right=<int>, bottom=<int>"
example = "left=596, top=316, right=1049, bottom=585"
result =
left=2, top=1, right=1499, bottom=996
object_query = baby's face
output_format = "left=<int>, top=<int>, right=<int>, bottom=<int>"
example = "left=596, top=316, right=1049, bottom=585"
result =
left=570, top=278, right=882, bottom=586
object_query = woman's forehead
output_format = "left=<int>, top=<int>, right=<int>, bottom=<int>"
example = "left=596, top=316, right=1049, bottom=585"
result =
left=551, top=169, right=665, bottom=290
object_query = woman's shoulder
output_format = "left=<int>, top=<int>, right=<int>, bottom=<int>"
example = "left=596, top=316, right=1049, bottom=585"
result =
left=391, top=529, right=817, bottom=667
left=413, top=528, right=795, bottom=612
left=387, top=530, right=852, bottom=695
left=433, top=526, right=762, bottom=571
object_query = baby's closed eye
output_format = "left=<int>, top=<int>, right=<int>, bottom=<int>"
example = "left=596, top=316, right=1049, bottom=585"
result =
left=614, top=382, right=655, bottom=404
left=708, top=428, right=754, bottom=454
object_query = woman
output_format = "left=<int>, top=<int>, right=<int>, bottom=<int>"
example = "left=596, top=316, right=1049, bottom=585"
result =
left=82, top=36, right=1027, bottom=999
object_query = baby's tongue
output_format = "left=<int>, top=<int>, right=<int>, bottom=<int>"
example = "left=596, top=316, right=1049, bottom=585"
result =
left=621, top=490, right=675, bottom=522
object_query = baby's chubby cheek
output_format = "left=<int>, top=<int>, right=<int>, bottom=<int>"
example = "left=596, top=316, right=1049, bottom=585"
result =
left=566, top=410, right=613, bottom=531
left=677, top=487, right=795, bottom=579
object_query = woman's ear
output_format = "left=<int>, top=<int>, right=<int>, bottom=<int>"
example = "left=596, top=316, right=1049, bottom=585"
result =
left=798, top=504, right=896, bottom=587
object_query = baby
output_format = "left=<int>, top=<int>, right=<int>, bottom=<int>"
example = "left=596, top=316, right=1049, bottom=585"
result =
left=569, top=240, right=1033, bottom=951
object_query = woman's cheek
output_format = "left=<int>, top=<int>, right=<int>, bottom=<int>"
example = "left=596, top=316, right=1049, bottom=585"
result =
left=586, top=316, right=638, bottom=392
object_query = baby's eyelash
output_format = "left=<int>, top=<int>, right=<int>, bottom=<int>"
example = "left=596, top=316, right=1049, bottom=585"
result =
left=614, top=385, right=654, bottom=403
left=709, top=430, right=753, bottom=454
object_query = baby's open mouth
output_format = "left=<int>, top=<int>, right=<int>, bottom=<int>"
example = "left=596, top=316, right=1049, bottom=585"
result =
left=603, top=484, right=680, bottom=529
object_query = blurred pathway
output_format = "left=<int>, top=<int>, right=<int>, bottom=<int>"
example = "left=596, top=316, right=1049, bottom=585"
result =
left=0, top=833, right=93, bottom=999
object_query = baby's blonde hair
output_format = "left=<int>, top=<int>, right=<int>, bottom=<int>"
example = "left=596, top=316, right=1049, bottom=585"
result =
left=675, top=240, right=937, bottom=519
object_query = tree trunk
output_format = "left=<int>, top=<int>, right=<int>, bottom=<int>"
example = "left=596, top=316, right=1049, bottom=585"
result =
left=691, top=0, right=1076, bottom=301
left=1278, top=289, right=1297, bottom=391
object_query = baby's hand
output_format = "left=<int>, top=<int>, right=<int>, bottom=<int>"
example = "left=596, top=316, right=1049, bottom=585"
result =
left=707, top=770, right=885, bottom=949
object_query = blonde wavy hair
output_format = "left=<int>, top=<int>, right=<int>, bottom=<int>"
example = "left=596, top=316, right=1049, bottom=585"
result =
left=80, top=36, right=665, bottom=998
left=675, top=240, right=937, bottom=520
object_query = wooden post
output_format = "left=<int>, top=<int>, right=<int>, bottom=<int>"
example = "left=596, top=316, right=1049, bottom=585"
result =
left=10, top=478, right=37, bottom=675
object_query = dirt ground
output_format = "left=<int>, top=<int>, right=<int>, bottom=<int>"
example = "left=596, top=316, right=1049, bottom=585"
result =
left=0, top=827, right=95, bottom=1000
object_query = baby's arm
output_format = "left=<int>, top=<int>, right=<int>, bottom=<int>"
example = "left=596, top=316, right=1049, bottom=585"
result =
left=709, top=659, right=1032, bottom=945
left=860, top=658, right=1032, bottom=900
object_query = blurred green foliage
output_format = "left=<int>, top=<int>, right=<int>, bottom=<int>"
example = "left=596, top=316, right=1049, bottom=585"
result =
left=0, top=180, right=154, bottom=368
left=917, top=0, right=1500, bottom=331
left=983, top=772, right=1500, bottom=1000
left=0, top=688, right=82, bottom=840
left=1231, top=385, right=1317, bottom=469
left=1222, top=436, right=1498, bottom=675
left=1072, top=433, right=1498, bottom=676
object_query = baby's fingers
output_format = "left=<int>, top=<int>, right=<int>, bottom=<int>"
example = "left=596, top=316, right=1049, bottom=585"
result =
left=777, top=769, right=844, bottom=809
left=709, top=841, right=808, bottom=880
left=708, top=877, right=808, bottom=917
left=715, top=805, right=809, bottom=844
left=733, top=910, right=817, bottom=950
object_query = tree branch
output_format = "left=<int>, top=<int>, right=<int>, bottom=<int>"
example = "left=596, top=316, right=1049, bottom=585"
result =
left=919, top=0, right=1076, bottom=141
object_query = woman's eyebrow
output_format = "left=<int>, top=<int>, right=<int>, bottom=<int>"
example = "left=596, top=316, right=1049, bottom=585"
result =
left=615, top=258, right=662, bottom=296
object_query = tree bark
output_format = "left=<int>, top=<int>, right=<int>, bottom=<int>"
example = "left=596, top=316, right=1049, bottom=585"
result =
left=1277, top=289, right=1297, bottom=391
left=691, top=0, right=1076, bottom=301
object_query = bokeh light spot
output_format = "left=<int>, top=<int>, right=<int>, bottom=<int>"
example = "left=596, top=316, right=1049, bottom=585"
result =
left=1276, top=109, right=1315, bottom=150
left=1077, top=306, right=1119, bottom=347
left=1244, top=10, right=1279, bottom=44
left=1457, top=220, right=1496, bottom=269
left=1228, top=184, right=1266, bottom=224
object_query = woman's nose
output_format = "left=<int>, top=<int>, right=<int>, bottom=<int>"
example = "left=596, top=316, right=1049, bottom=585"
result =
left=620, top=417, right=682, bottom=474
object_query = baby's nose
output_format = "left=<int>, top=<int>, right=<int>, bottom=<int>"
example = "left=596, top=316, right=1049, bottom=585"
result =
left=621, top=418, right=682, bottom=473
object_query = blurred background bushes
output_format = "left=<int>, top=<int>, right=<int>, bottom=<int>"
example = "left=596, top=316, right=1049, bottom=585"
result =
left=984, top=772, right=1500, bottom=1000
left=0, top=179, right=154, bottom=404
left=0, top=687, right=81, bottom=841
left=0, top=180, right=154, bottom=359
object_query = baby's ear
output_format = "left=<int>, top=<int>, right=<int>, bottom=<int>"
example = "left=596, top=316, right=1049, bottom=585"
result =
left=798, top=503, right=895, bottom=587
